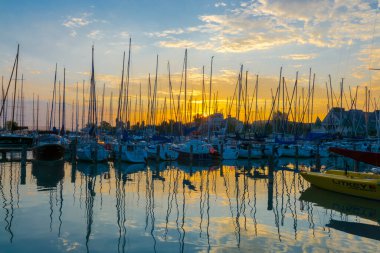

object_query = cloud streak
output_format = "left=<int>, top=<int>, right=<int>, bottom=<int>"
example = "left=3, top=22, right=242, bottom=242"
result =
left=150, top=0, right=378, bottom=53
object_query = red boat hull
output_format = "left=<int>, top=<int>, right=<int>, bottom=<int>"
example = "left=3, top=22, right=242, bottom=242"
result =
left=329, top=147, right=380, bottom=167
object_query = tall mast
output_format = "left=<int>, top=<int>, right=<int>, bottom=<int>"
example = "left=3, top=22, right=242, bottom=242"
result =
left=244, top=70, right=248, bottom=125
left=209, top=56, right=214, bottom=117
left=125, top=38, right=132, bottom=125
left=1, top=76, right=4, bottom=128
left=202, top=65, right=205, bottom=116
left=100, top=83, right=105, bottom=124
left=184, top=49, right=188, bottom=123
left=0, top=44, right=18, bottom=120
left=109, top=92, right=113, bottom=126
left=117, top=51, right=125, bottom=125
left=46, top=101, right=49, bottom=131
left=82, top=80, right=85, bottom=130
left=11, top=44, right=19, bottom=133
left=50, top=63, right=57, bottom=130
left=61, top=68, right=66, bottom=136
left=71, top=100, right=74, bottom=132
left=307, top=68, right=311, bottom=123
left=37, top=95, right=39, bottom=132
left=58, top=80, right=61, bottom=131
left=255, top=74, right=258, bottom=123
left=88, top=45, right=97, bottom=127
left=21, top=74, right=25, bottom=127
left=139, top=83, right=142, bottom=125
left=76, top=82, right=79, bottom=133
left=32, top=93, right=35, bottom=130
left=311, top=73, right=315, bottom=125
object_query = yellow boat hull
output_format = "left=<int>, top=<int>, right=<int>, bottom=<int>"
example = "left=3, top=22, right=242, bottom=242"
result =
left=300, top=170, right=380, bottom=201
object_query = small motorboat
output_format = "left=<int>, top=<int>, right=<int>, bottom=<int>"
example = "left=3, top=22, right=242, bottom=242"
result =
left=33, top=134, right=66, bottom=161
left=300, top=169, right=380, bottom=200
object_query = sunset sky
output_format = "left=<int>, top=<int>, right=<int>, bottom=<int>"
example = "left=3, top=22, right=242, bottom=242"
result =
left=1, top=0, right=380, bottom=128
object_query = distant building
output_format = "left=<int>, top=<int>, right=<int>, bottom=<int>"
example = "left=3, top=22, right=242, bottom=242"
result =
left=322, top=107, right=379, bottom=136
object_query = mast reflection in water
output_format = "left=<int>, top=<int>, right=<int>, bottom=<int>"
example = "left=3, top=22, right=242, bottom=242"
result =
left=0, top=159, right=378, bottom=252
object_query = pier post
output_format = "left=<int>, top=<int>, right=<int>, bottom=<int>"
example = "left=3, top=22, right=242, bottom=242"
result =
left=71, top=138, right=77, bottom=162
left=353, top=144, right=359, bottom=172
left=267, top=158, right=274, bottom=211
left=71, top=161, right=77, bottom=183
left=94, top=143, right=98, bottom=163
left=156, top=144, right=161, bottom=162
left=20, top=160, right=26, bottom=185
left=315, top=143, right=321, bottom=171
left=190, top=145, right=193, bottom=163
left=295, top=145, right=299, bottom=159
left=118, top=143, right=122, bottom=162
left=21, top=145, right=27, bottom=167
left=248, top=143, right=251, bottom=160
left=220, top=143, right=224, bottom=160
left=1, top=151, right=6, bottom=161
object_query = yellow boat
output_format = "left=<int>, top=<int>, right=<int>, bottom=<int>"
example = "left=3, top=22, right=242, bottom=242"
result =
left=300, top=170, right=380, bottom=200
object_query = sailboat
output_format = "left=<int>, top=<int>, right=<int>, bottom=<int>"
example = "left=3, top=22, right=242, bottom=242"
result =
left=77, top=46, right=108, bottom=163
left=0, top=44, right=33, bottom=148
left=113, top=38, right=147, bottom=163
left=33, top=65, right=65, bottom=161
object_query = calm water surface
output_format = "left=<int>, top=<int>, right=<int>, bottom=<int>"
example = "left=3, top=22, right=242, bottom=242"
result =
left=0, top=158, right=379, bottom=253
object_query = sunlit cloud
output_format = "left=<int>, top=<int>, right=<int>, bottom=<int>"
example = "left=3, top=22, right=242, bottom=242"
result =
left=62, top=13, right=91, bottom=28
left=118, top=31, right=130, bottom=39
left=158, top=39, right=213, bottom=50
left=214, top=2, right=227, bottom=8
left=281, top=54, right=317, bottom=61
left=151, top=0, right=378, bottom=53
left=29, top=70, right=42, bottom=75
left=87, top=30, right=104, bottom=40
left=146, top=28, right=185, bottom=38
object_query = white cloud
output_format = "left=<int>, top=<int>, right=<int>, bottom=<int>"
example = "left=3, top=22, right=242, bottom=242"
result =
left=146, top=28, right=184, bottom=38
left=152, top=0, right=379, bottom=53
left=87, top=30, right=104, bottom=40
left=215, top=2, right=227, bottom=8
left=119, top=31, right=130, bottom=38
left=70, top=30, right=77, bottom=37
left=62, top=13, right=91, bottom=28
left=281, top=54, right=317, bottom=60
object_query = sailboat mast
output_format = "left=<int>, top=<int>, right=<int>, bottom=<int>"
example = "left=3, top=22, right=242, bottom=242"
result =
left=209, top=56, right=214, bottom=117
left=184, top=49, right=187, bottom=123
left=61, top=68, right=66, bottom=135
left=109, top=91, right=113, bottom=126
left=11, top=45, right=19, bottom=133
left=101, top=83, right=105, bottom=125
left=76, top=82, right=79, bottom=133
left=58, top=80, right=61, bottom=131
left=37, top=95, right=39, bottom=132
left=50, top=63, right=57, bottom=130
left=125, top=38, right=131, bottom=125
left=117, top=51, right=125, bottom=125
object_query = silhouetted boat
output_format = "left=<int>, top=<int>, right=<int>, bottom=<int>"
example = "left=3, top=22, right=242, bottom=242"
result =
left=31, top=159, right=65, bottom=191
left=33, top=134, right=65, bottom=161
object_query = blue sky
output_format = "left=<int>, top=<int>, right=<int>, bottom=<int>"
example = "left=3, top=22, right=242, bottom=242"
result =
left=0, top=0, right=380, bottom=127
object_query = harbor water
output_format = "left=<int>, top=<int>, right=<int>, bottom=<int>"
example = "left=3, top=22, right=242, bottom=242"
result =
left=0, top=157, right=378, bottom=252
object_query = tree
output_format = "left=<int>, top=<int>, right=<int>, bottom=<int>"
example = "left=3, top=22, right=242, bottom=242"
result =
left=5, top=121, right=18, bottom=131
left=100, top=121, right=112, bottom=131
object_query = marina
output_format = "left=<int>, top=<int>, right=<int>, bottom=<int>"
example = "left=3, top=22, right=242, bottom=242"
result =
left=0, top=157, right=378, bottom=253
left=1, top=1, right=380, bottom=252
